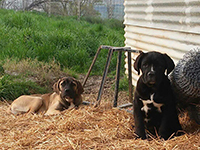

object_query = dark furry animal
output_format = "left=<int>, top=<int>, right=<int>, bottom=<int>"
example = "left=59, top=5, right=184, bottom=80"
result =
left=133, top=51, right=182, bottom=140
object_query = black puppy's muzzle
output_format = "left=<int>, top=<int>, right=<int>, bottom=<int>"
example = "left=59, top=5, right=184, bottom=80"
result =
left=148, top=70, right=155, bottom=77
left=147, top=70, right=156, bottom=85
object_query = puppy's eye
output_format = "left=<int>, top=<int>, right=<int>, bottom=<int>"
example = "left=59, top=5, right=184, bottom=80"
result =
left=71, top=81, right=76, bottom=87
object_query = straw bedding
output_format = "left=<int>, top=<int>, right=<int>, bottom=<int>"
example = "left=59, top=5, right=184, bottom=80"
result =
left=0, top=100, right=199, bottom=150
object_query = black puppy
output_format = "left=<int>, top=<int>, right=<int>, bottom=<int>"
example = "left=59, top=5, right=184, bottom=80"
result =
left=133, top=51, right=182, bottom=140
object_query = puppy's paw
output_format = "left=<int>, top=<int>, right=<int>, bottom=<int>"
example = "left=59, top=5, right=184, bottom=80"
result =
left=134, top=132, right=147, bottom=140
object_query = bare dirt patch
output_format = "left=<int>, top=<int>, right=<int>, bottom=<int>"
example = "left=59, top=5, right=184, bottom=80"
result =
left=79, top=75, right=130, bottom=106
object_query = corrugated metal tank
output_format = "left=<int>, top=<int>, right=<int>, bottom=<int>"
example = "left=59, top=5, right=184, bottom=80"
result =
left=124, top=0, right=200, bottom=86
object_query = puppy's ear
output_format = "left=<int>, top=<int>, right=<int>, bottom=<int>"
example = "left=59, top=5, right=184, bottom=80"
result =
left=73, top=78, right=84, bottom=95
left=134, top=52, right=144, bottom=75
left=163, top=54, right=175, bottom=75
left=53, top=79, right=61, bottom=94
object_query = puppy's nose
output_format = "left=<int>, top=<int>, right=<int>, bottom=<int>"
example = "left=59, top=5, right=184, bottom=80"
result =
left=148, top=71, right=155, bottom=76
left=65, top=89, right=70, bottom=92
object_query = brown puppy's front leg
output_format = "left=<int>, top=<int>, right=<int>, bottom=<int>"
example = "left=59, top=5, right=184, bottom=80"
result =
left=45, top=101, right=62, bottom=115
left=45, top=110, right=61, bottom=115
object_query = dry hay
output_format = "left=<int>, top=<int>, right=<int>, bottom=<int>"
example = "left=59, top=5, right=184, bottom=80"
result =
left=0, top=101, right=200, bottom=150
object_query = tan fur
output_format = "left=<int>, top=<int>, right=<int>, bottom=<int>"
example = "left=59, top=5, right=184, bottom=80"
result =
left=7, top=77, right=84, bottom=115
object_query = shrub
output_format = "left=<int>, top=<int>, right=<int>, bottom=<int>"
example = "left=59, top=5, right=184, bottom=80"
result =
left=0, top=75, right=47, bottom=100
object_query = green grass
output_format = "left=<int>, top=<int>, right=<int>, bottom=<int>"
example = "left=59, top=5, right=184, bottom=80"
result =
left=0, top=9, right=127, bottom=100
left=0, top=9, right=125, bottom=73
left=0, top=75, right=48, bottom=101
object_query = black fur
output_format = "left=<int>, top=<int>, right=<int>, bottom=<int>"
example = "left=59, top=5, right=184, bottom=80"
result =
left=133, top=51, right=182, bottom=140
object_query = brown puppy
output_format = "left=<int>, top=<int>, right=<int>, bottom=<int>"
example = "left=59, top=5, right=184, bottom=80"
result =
left=7, top=77, right=84, bottom=115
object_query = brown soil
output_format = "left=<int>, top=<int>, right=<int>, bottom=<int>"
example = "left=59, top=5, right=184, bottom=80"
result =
left=79, top=75, right=130, bottom=107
